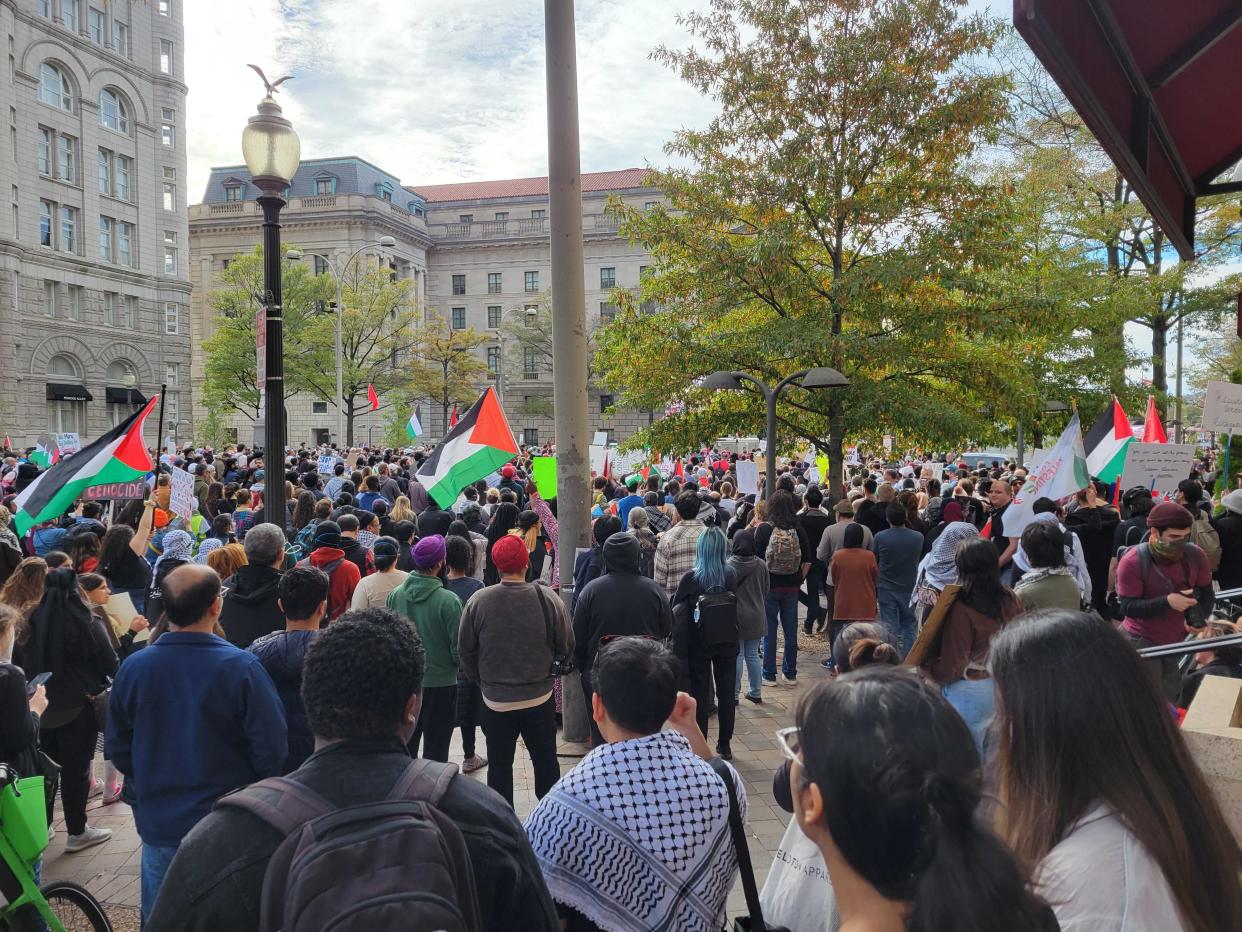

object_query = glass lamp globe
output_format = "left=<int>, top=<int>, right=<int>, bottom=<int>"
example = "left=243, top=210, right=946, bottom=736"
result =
left=242, top=95, right=300, bottom=193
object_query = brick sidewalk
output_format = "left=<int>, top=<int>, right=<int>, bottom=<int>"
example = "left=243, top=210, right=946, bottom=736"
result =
left=43, top=630, right=832, bottom=927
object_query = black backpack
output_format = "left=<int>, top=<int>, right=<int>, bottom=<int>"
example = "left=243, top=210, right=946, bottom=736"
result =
left=215, top=759, right=482, bottom=932
left=694, top=586, right=739, bottom=650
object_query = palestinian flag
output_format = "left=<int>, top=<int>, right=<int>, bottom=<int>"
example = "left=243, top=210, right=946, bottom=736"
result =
left=30, top=436, right=59, bottom=469
left=1084, top=397, right=1133, bottom=483
left=13, top=398, right=158, bottom=536
left=406, top=403, right=423, bottom=440
left=417, top=387, right=518, bottom=508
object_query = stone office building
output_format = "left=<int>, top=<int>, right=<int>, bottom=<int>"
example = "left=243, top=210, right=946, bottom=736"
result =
left=0, top=0, right=192, bottom=447
left=190, top=161, right=661, bottom=448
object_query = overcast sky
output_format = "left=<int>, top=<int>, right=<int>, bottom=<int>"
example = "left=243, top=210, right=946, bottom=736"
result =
left=184, top=0, right=1008, bottom=201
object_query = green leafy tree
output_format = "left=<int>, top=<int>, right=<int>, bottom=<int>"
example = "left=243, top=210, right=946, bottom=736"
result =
left=406, top=314, right=490, bottom=433
left=201, top=248, right=333, bottom=425
left=498, top=296, right=599, bottom=381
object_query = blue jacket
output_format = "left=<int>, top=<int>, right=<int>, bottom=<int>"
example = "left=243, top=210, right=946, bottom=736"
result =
left=106, top=631, right=287, bottom=847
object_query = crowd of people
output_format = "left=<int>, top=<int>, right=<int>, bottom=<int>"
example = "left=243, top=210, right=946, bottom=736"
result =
left=0, top=439, right=1239, bottom=930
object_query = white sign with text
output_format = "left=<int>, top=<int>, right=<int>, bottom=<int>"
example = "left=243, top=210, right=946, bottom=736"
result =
left=1201, top=380, right=1242, bottom=434
left=1119, top=442, right=1196, bottom=498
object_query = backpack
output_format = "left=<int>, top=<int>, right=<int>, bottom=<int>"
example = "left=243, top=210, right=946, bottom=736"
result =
left=765, top=526, right=802, bottom=576
left=1190, top=510, right=1222, bottom=572
left=215, top=759, right=482, bottom=932
left=694, top=587, right=739, bottom=651
left=297, top=555, right=343, bottom=578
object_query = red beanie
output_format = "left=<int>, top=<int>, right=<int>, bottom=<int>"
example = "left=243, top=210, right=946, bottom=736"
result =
left=491, top=534, right=530, bottom=575
left=502, top=464, right=516, bottom=478
left=1146, top=501, right=1193, bottom=530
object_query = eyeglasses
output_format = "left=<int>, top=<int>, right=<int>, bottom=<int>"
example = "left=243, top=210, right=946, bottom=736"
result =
left=775, top=726, right=802, bottom=762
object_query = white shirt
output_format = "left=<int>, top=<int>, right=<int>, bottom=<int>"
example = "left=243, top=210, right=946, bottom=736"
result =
left=1037, top=805, right=1187, bottom=931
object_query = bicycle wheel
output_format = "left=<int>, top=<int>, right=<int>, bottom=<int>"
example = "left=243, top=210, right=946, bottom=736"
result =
left=38, top=882, right=111, bottom=932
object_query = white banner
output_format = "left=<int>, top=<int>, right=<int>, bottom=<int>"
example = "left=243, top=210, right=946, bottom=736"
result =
left=1003, top=413, right=1088, bottom=540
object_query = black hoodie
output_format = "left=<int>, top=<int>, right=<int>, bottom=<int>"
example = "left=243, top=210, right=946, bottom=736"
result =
left=219, top=564, right=285, bottom=648
left=571, top=535, right=673, bottom=676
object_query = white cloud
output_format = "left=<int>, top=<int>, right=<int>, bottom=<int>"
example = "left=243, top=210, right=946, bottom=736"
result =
left=185, top=0, right=719, bottom=200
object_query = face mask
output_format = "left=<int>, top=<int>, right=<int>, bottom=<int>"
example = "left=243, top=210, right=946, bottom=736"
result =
left=1150, top=538, right=1187, bottom=560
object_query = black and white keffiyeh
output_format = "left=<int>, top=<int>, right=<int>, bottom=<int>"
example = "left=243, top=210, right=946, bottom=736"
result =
left=524, top=730, right=743, bottom=932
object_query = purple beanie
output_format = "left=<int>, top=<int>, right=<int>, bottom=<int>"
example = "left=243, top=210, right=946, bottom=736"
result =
left=412, top=534, right=446, bottom=569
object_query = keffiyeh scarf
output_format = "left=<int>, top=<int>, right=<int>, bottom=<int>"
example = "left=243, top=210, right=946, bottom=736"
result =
left=524, top=730, right=741, bottom=932
left=195, top=537, right=223, bottom=564
left=913, top=521, right=980, bottom=603
left=155, top=530, right=193, bottom=574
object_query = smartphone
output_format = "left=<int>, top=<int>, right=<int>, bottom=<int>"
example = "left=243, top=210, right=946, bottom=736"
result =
left=25, top=671, right=51, bottom=697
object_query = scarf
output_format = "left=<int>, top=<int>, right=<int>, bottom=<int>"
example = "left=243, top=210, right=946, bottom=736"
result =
left=524, top=731, right=739, bottom=932
left=195, top=537, right=223, bottom=565
left=915, top=521, right=979, bottom=594
left=155, top=530, right=193, bottom=575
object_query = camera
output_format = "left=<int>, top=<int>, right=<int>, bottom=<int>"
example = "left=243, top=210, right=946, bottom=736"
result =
left=1183, top=603, right=1206, bottom=629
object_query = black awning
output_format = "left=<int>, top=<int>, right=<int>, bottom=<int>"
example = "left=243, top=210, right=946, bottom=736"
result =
left=105, top=386, right=147, bottom=405
left=46, top=383, right=93, bottom=402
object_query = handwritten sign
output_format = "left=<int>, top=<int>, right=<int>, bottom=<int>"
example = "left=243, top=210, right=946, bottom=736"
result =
left=317, top=454, right=336, bottom=475
left=1119, top=443, right=1196, bottom=498
left=1201, top=381, right=1242, bottom=434
left=592, top=431, right=610, bottom=447
left=83, top=480, right=148, bottom=502
left=56, top=432, right=80, bottom=455
left=610, top=448, right=647, bottom=477
left=589, top=445, right=608, bottom=476
left=735, top=459, right=760, bottom=496
left=169, top=466, right=196, bottom=521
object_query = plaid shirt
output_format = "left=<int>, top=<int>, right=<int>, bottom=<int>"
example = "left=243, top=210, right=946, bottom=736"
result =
left=654, top=519, right=706, bottom=597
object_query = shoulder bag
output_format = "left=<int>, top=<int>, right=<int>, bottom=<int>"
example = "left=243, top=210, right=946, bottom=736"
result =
left=710, top=757, right=791, bottom=932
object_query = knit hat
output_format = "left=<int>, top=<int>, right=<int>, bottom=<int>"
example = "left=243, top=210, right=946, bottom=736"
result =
left=502, top=464, right=516, bottom=479
left=313, top=520, right=342, bottom=549
left=1146, top=501, right=1193, bottom=530
left=372, top=537, right=399, bottom=559
left=412, top=534, right=446, bottom=570
left=1223, top=489, right=1242, bottom=516
left=491, top=533, right=529, bottom=575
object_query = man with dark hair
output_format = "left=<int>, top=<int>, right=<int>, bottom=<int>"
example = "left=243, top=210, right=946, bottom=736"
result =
left=249, top=566, right=329, bottom=773
left=335, top=512, right=375, bottom=577
left=323, top=461, right=347, bottom=501
left=797, top=486, right=832, bottom=633
left=524, top=638, right=742, bottom=932
left=653, top=491, right=708, bottom=597
left=148, top=609, right=560, bottom=932
left=873, top=502, right=923, bottom=657
left=107, top=564, right=286, bottom=924
left=1176, top=478, right=1209, bottom=517
left=301, top=519, right=362, bottom=620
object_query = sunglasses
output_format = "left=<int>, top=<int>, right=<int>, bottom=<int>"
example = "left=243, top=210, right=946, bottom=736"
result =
left=776, top=726, right=802, bottom=763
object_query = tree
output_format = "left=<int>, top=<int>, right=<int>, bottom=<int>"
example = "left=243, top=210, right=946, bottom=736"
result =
left=597, top=0, right=1060, bottom=495
left=499, top=296, right=599, bottom=381
left=201, top=248, right=333, bottom=425
left=406, top=314, right=489, bottom=433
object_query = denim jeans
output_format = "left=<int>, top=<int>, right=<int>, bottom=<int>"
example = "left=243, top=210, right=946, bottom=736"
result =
left=141, top=842, right=180, bottom=925
left=877, top=587, right=917, bottom=659
left=763, top=590, right=800, bottom=679
left=735, top=638, right=763, bottom=699
left=942, top=678, right=996, bottom=760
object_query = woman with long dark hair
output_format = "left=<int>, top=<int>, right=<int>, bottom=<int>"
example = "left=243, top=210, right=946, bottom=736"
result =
left=789, top=667, right=1056, bottom=932
left=291, top=491, right=316, bottom=534
left=98, top=498, right=157, bottom=613
left=922, top=536, right=1021, bottom=756
left=483, top=502, right=521, bottom=586
left=991, top=610, right=1242, bottom=930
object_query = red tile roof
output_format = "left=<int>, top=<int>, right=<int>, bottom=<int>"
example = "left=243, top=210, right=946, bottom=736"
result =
left=408, top=168, right=652, bottom=202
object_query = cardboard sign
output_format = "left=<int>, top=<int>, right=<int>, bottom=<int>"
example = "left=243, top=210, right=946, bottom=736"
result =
left=592, top=431, right=610, bottom=447
left=317, top=454, right=336, bottom=475
left=735, top=459, right=760, bottom=496
left=83, top=480, right=148, bottom=502
left=1201, top=380, right=1242, bottom=434
left=589, top=444, right=608, bottom=476
left=56, top=432, right=80, bottom=455
left=169, top=466, right=196, bottom=521
left=610, top=447, right=647, bottom=477
left=1119, top=442, right=1196, bottom=498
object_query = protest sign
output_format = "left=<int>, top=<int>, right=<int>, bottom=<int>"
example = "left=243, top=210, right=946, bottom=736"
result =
left=592, top=431, right=610, bottom=447
left=1201, top=381, right=1242, bottom=434
left=169, top=466, right=196, bottom=521
left=1119, top=442, right=1196, bottom=498
left=317, top=454, right=336, bottom=474
left=589, top=445, right=608, bottom=476
left=532, top=456, right=558, bottom=499
left=816, top=455, right=830, bottom=482
left=610, top=448, right=647, bottom=477
left=735, top=459, right=760, bottom=496
left=56, top=432, right=80, bottom=455
left=83, top=480, right=147, bottom=502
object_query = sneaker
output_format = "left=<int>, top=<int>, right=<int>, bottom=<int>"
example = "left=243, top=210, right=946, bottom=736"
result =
left=87, top=779, right=102, bottom=800
left=745, top=693, right=763, bottom=704
left=103, top=783, right=124, bottom=805
left=715, top=743, right=732, bottom=761
left=821, top=659, right=835, bottom=670
left=64, top=826, right=112, bottom=853
left=762, top=675, right=778, bottom=686
left=781, top=674, right=797, bottom=686
left=47, top=825, right=55, bottom=844
left=461, top=754, right=488, bottom=774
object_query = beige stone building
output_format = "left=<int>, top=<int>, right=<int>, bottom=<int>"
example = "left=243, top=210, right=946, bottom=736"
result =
left=190, top=161, right=660, bottom=447
left=0, top=0, right=191, bottom=447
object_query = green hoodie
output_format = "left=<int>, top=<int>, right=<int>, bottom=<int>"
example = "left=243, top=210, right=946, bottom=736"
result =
left=386, top=572, right=462, bottom=688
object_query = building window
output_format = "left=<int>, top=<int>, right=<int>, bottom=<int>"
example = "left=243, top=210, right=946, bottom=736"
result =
left=523, top=346, right=539, bottom=378
left=88, top=7, right=103, bottom=43
left=487, top=272, right=501, bottom=294
left=645, top=201, right=659, bottom=210
left=600, top=267, right=616, bottom=289
left=487, top=346, right=500, bottom=373
left=165, top=393, right=178, bottom=423
left=224, top=185, right=242, bottom=202
left=159, top=39, right=173, bottom=74
left=639, top=264, right=650, bottom=280
left=160, top=122, right=175, bottom=147
left=599, top=302, right=617, bottom=323
left=162, top=181, right=175, bottom=211
left=39, top=62, right=73, bottom=111
left=98, top=215, right=112, bottom=259
left=38, top=0, right=50, bottom=17
left=314, top=177, right=335, bottom=195
left=59, top=205, right=76, bottom=253
left=158, top=0, right=170, bottom=14
left=459, top=214, right=473, bottom=224
left=487, top=305, right=502, bottom=329
left=494, top=211, right=508, bottom=222
left=451, top=307, right=466, bottom=330
left=38, top=200, right=53, bottom=246
left=121, top=295, right=136, bottom=327
left=98, top=89, right=130, bottom=134
left=312, top=255, right=328, bottom=276
left=163, top=231, right=177, bottom=274
left=102, top=291, right=115, bottom=326
left=112, top=20, right=129, bottom=57
left=48, top=354, right=85, bottom=434
left=531, top=209, right=545, bottom=220
left=451, top=274, right=465, bottom=295
left=164, top=303, right=178, bottom=334
left=114, top=155, right=130, bottom=200
left=43, top=280, right=56, bottom=316
left=311, top=401, right=328, bottom=414
left=60, top=0, right=78, bottom=29
left=66, top=285, right=82, bottom=320
left=524, top=270, right=539, bottom=293
left=56, top=134, right=75, bottom=183
left=166, top=362, right=179, bottom=387
left=524, top=428, right=538, bottom=447
left=96, top=148, right=110, bottom=193
left=117, top=221, right=133, bottom=266
left=599, top=394, right=615, bottom=414
left=37, top=127, right=51, bottom=175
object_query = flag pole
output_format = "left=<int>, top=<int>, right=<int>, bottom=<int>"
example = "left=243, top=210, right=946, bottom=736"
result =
left=156, top=382, right=167, bottom=455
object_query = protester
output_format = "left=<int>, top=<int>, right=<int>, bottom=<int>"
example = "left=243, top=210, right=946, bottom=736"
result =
left=654, top=491, right=709, bottom=598
left=459, top=535, right=572, bottom=805
left=217, top=522, right=286, bottom=648
left=1176, top=618, right=1242, bottom=709
left=755, top=490, right=811, bottom=685
left=872, top=502, right=921, bottom=657
left=147, top=608, right=560, bottom=931
left=336, top=513, right=375, bottom=577
left=97, top=499, right=156, bottom=613
left=349, top=536, right=408, bottom=609
left=797, top=486, right=832, bottom=634
left=911, top=519, right=979, bottom=620
left=1108, top=485, right=1155, bottom=591
left=827, top=523, right=878, bottom=659
left=107, top=563, right=287, bottom=922
left=483, top=502, right=521, bottom=585
left=300, top=520, right=362, bottom=621
left=615, top=474, right=645, bottom=529
left=513, top=509, right=550, bottom=583
left=524, top=638, right=742, bottom=932
left=728, top=529, right=769, bottom=705
left=444, top=535, right=487, bottom=774
left=387, top=535, right=462, bottom=762
left=1014, top=521, right=1082, bottom=612
left=248, top=565, right=328, bottom=773
left=0, top=603, right=46, bottom=779
left=990, top=611, right=1242, bottom=931
left=985, top=478, right=1019, bottom=574
left=790, top=668, right=1057, bottom=931
left=1063, top=481, right=1120, bottom=614
left=1213, top=489, right=1242, bottom=591
left=573, top=533, right=672, bottom=746
left=624, top=506, right=657, bottom=578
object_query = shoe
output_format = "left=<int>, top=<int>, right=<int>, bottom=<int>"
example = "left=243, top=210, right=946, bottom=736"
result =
left=733, top=697, right=740, bottom=706
left=65, top=826, right=112, bottom=853
left=762, top=675, right=778, bottom=686
left=706, top=704, right=718, bottom=717
left=815, top=617, right=827, bottom=634
left=87, top=779, right=102, bottom=800
left=716, top=744, right=732, bottom=760
left=103, top=783, right=123, bottom=805
left=821, top=659, right=835, bottom=670
left=47, top=825, right=55, bottom=844
left=781, top=674, right=797, bottom=686
left=462, top=754, right=488, bottom=774
left=746, top=694, right=763, bottom=704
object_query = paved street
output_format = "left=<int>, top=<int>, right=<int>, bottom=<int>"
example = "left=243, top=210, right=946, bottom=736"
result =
left=43, top=629, right=830, bottom=929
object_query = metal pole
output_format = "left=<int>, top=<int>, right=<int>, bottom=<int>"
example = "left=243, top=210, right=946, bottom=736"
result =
left=545, top=0, right=590, bottom=746
left=259, top=195, right=287, bottom=537
left=156, top=381, right=167, bottom=455
left=336, top=274, right=344, bottom=448
left=1175, top=299, right=1185, bottom=444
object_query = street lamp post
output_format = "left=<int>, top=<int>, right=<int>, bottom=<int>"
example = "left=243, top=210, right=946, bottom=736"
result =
left=286, top=237, right=396, bottom=447
left=242, top=75, right=301, bottom=536
left=703, top=367, right=850, bottom=499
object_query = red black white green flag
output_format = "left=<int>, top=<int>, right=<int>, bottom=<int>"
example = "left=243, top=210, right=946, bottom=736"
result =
left=416, top=388, right=518, bottom=508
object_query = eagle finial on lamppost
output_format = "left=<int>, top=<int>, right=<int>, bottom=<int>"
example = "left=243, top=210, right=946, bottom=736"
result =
left=246, top=64, right=293, bottom=97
